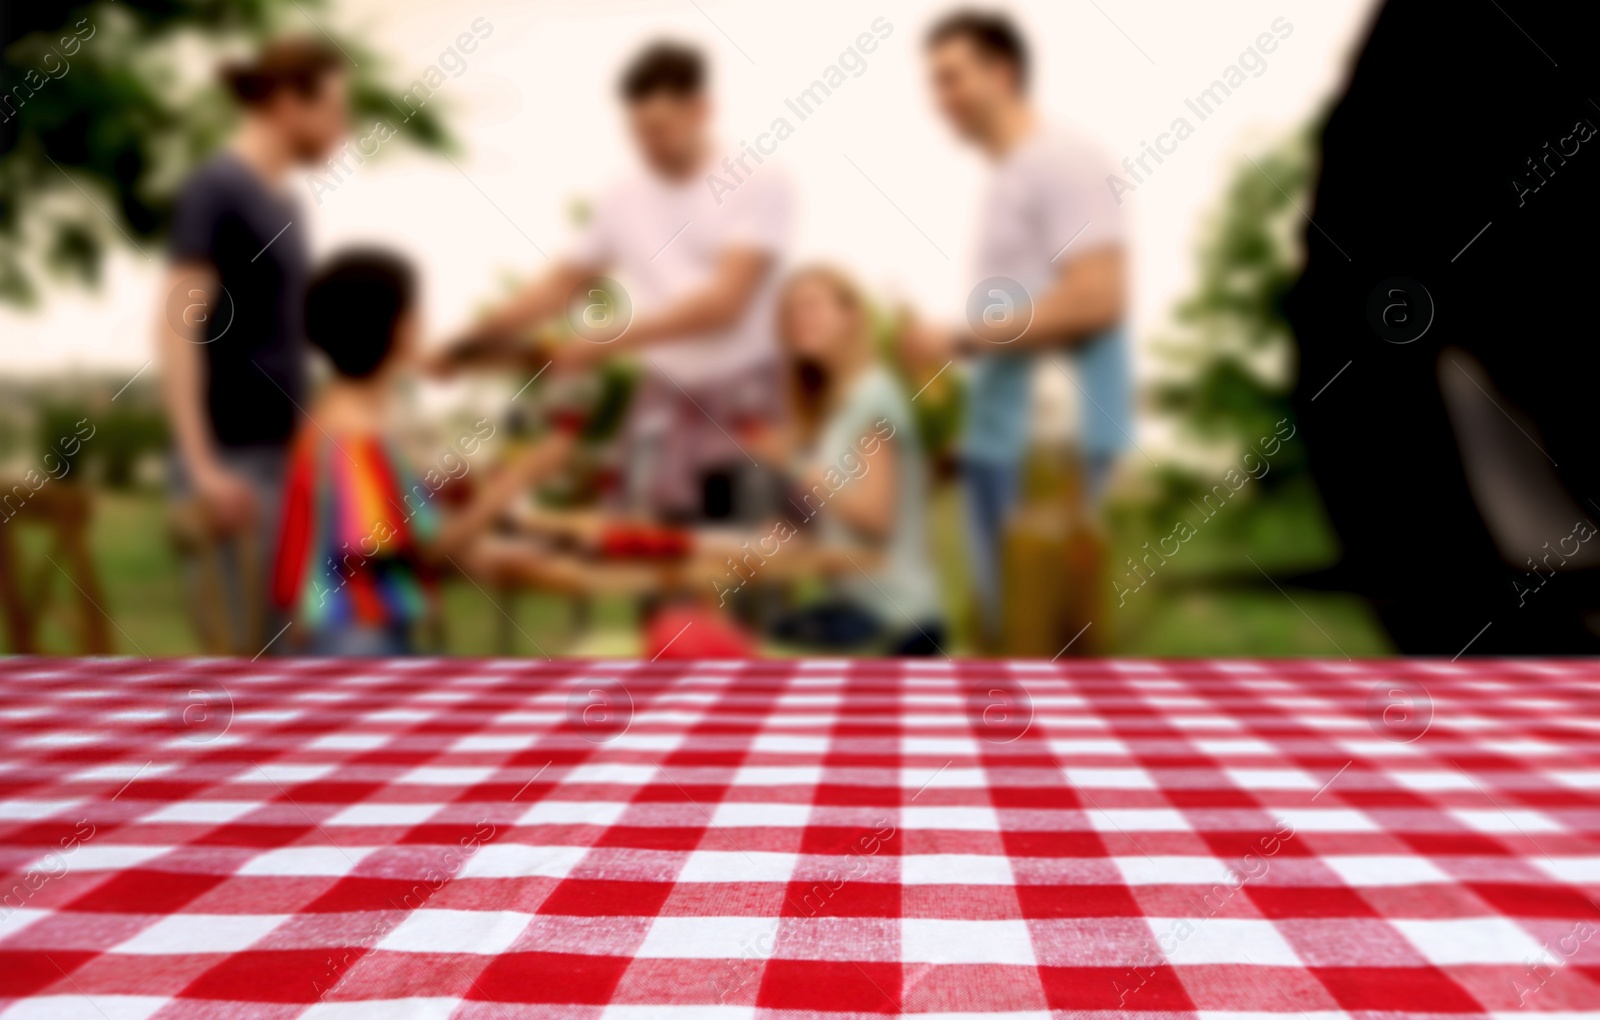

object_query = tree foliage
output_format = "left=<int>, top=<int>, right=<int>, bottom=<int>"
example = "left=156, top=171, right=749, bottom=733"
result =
left=0, top=0, right=452, bottom=306
left=1145, top=123, right=1317, bottom=523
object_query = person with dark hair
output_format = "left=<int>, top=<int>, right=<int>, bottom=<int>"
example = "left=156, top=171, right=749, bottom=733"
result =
left=304, top=251, right=417, bottom=379
left=439, top=37, right=793, bottom=523
left=925, top=8, right=1030, bottom=91
left=903, top=8, right=1130, bottom=646
left=273, top=249, right=574, bottom=656
left=157, top=36, right=349, bottom=653
left=618, top=41, right=705, bottom=101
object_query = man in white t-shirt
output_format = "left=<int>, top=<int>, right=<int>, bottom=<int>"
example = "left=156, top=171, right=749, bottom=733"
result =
left=447, top=41, right=793, bottom=518
left=904, top=10, right=1132, bottom=640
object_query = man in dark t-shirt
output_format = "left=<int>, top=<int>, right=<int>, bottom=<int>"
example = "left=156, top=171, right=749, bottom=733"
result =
left=158, top=38, right=348, bottom=652
left=169, top=153, right=308, bottom=447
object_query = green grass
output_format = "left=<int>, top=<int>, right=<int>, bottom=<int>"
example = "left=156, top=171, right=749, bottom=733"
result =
left=1112, top=586, right=1391, bottom=658
left=2, top=487, right=1392, bottom=657
left=5, top=490, right=616, bottom=657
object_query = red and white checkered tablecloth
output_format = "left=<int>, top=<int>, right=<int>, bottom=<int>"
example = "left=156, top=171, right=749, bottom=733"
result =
left=2, top=658, right=1599, bottom=1019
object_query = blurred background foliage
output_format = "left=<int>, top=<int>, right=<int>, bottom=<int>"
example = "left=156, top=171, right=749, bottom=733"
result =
left=1106, top=121, right=1387, bottom=655
left=1147, top=124, right=1311, bottom=529
left=0, top=0, right=452, bottom=306
left=0, top=0, right=1390, bottom=654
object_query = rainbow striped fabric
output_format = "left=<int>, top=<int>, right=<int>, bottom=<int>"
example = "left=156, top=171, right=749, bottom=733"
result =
left=273, top=431, right=439, bottom=628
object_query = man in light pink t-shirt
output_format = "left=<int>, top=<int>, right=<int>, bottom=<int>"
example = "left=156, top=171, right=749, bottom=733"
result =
left=905, top=11, right=1131, bottom=642
left=447, top=41, right=793, bottom=518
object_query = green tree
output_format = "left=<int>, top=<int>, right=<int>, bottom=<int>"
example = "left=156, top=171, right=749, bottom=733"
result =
left=1, top=0, right=452, bottom=306
left=1144, top=123, right=1316, bottom=540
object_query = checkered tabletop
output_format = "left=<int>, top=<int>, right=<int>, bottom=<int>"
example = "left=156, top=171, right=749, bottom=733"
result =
left=1, top=658, right=1598, bottom=1019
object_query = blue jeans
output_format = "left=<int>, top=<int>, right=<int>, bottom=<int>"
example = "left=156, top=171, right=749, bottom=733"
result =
left=1084, top=451, right=1116, bottom=505
left=964, top=459, right=1019, bottom=641
left=772, top=600, right=946, bottom=657
left=304, top=623, right=414, bottom=657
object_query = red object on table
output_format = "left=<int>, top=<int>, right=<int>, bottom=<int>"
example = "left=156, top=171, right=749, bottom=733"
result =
left=1, top=659, right=1598, bottom=1015
left=643, top=605, right=757, bottom=660
left=547, top=408, right=588, bottom=436
left=598, top=521, right=692, bottom=560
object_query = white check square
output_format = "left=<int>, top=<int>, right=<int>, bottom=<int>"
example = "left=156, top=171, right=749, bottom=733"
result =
left=1194, top=737, right=1277, bottom=756
left=902, top=806, right=1000, bottom=831
left=1538, top=857, right=1600, bottom=883
left=902, top=919, right=1036, bottom=964
left=299, top=999, right=462, bottom=1020
left=19, top=735, right=101, bottom=751
left=901, top=854, right=1014, bottom=885
left=1152, top=917, right=1301, bottom=965
left=141, top=800, right=260, bottom=824
left=1224, top=768, right=1318, bottom=790
left=1449, top=808, right=1563, bottom=834
left=712, top=802, right=812, bottom=828
left=1322, top=855, right=1450, bottom=886
left=113, top=914, right=288, bottom=954
left=1049, top=738, right=1127, bottom=756
left=377, top=909, right=531, bottom=955
left=517, top=799, right=628, bottom=826
left=0, top=996, right=171, bottom=1020
left=1552, top=771, right=1600, bottom=790
left=564, top=763, right=659, bottom=785
left=399, top=766, right=497, bottom=787
left=37, top=845, right=170, bottom=872
left=0, top=799, right=82, bottom=820
left=636, top=916, right=759, bottom=958
left=1390, top=771, right=1479, bottom=792
left=903, top=737, right=979, bottom=755
left=1063, top=767, right=1155, bottom=790
left=460, top=844, right=588, bottom=879
left=777, top=693, right=841, bottom=708
left=235, top=764, right=336, bottom=784
left=600, top=1008, right=756, bottom=1020
left=1394, top=917, right=1545, bottom=964
left=239, top=846, right=376, bottom=876
left=1169, top=716, right=1242, bottom=730
left=608, top=733, right=684, bottom=752
left=1115, top=856, right=1238, bottom=886
left=451, top=734, right=536, bottom=751
left=326, top=803, right=442, bottom=826
left=1275, top=808, right=1378, bottom=832
left=1088, top=809, right=1191, bottom=833
left=733, top=766, right=823, bottom=787
left=71, top=763, right=176, bottom=783
left=753, top=735, right=829, bottom=753
left=677, top=851, right=798, bottom=883
left=308, top=733, right=390, bottom=751
left=1483, top=738, right=1560, bottom=756
left=366, top=709, right=431, bottom=723
left=1338, top=738, right=1423, bottom=756
left=0, top=908, right=49, bottom=942
left=905, top=767, right=990, bottom=789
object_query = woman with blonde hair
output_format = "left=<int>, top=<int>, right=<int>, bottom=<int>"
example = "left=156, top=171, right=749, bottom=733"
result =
left=765, top=265, right=945, bottom=656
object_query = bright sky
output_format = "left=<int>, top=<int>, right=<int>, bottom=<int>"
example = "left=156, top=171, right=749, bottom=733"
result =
left=1, top=0, right=1379, bottom=379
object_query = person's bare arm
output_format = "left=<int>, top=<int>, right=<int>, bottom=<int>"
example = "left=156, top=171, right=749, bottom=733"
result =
left=478, top=261, right=595, bottom=342
left=988, top=247, right=1126, bottom=351
left=804, top=433, right=897, bottom=543
left=156, top=262, right=254, bottom=531
left=903, top=247, right=1127, bottom=365
left=432, top=431, right=576, bottom=559
left=431, top=261, right=596, bottom=372
left=559, top=249, right=773, bottom=371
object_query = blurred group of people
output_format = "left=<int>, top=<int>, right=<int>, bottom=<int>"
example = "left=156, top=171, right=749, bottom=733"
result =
left=157, top=10, right=1130, bottom=657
